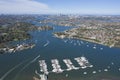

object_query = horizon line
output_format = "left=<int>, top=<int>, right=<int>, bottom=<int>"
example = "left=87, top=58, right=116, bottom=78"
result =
left=0, top=13, right=120, bottom=16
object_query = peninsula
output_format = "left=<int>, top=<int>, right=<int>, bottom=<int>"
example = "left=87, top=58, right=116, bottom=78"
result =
left=53, top=16, right=120, bottom=48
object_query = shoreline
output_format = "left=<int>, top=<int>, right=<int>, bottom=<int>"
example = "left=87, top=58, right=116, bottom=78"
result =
left=53, top=27, right=119, bottom=48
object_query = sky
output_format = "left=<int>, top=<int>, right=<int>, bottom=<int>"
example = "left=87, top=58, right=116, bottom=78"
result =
left=0, top=0, right=120, bottom=15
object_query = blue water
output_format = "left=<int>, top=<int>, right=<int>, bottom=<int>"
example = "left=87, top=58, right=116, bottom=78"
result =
left=0, top=25, right=120, bottom=80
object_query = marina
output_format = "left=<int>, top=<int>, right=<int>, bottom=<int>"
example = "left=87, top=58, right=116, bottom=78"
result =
left=37, top=56, right=116, bottom=80
left=38, top=56, right=94, bottom=75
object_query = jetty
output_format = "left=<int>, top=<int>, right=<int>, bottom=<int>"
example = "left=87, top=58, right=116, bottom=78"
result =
left=51, top=59, right=63, bottom=73
left=63, top=59, right=79, bottom=71
left=39, top=60, right=49, bottom=75
left=74, top=56, right=93, bottom=69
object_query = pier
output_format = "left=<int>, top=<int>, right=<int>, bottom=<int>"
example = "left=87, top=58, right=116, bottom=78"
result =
left=63, top=59, right=79, bottom=71
left=74, top=56, right=93, bottom=69
left=51, top=59, right=63, bottom=73
left=39, top=60, right=49, bottom=75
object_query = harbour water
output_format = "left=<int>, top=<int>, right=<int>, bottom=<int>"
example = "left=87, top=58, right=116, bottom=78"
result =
left=0, top=25, right=120, bottom=80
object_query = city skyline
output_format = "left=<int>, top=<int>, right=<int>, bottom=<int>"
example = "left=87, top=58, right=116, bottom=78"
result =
left=0, top=0, right=120, bottom=15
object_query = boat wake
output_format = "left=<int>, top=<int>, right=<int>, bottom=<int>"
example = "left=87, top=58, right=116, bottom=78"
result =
left=0, top=59, right=29, bottom=80
left=17, top=55, right=40, bottom=73
left=0, top=55, right=40, bottom=80
left=43, top=40, right=50, bottom=47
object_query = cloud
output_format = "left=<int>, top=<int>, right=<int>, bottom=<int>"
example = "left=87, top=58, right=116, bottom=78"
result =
left=0, top=0, right=51, bottom=14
